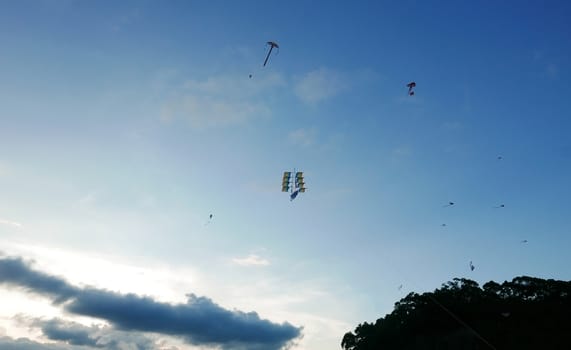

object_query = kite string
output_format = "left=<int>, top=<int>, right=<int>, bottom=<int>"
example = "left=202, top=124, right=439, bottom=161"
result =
left=391, top=262, right=498, bottom=350
left=424, top=292, right=498, bottom=350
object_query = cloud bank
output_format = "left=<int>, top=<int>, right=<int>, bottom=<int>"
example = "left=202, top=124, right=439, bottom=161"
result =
left=0, top=256, right=301, bottom=350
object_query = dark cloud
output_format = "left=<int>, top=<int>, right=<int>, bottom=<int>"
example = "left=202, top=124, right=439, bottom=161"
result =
left=26, top=318, right=156, bottom=350
left=0, top=256, right=77, bottom=303
left=0, top=334, right=159, bottom=350
left=0, top=256, right=302, bottom=350
left=96, top=331, right=156, bottom=350
left=30, top=319, right=101, bottom=347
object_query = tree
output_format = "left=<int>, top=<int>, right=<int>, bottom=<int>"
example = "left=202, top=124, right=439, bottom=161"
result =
left=341, top=276, right=571, bottom=350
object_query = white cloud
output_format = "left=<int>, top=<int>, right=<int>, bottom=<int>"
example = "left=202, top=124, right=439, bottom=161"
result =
left=294, top=68, right=347, bottom=104
left=288, top=129, right=347, bottom=154
left=288, top=128, right=317, bottom=147
left=0, top=219, right=22, bottom=228
left=161, top=73, right=284, bottom=129
left=161, top=95, right=270, bottom=129
left=232, top=254, right=270, bottom=267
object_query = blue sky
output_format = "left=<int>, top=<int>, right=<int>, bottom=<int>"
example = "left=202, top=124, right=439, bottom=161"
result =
left=0, top=1, right=570, bottom=349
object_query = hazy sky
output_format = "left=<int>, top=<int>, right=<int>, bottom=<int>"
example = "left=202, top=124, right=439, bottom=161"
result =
left=1, top=1, right=570, bottom=349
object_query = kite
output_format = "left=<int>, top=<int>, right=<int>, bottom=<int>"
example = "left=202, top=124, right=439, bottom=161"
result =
left=494, top=204, right=505, bottom=208
left=441, top=223, right=447, bottom=227
left=398, top=284, right=403, bottom=291
left=282, top=171, right=306, bottom=201
left=263, top=41, right=279, bottom=67
left=497, top=155, right=503, bottom=160
left=406, top=81, right=416, bottom=96
left=469, top=261, right=475, bottom=271
left=205, top=214, right=213, bottom=226
left=250, top=41, right=279, bottom=78
left=521, top=239, right=528, bottom=243
left=443, top=201, right=455, bottom=207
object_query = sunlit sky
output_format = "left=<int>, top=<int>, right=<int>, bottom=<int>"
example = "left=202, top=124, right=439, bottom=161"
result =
left=1, top=1, right=570, bottom=349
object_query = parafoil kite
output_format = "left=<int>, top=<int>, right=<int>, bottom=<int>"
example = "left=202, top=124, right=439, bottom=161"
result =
left=406, top=82, right=416, bottom=96
left=263, top=41, right=279, bottom=67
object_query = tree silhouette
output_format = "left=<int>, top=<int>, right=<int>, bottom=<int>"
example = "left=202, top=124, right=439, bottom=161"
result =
left=342, top=276, right=571, bottom=349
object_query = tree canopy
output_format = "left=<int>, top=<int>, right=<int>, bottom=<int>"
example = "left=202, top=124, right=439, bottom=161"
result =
left=341, top=276, right=571, bottom=350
